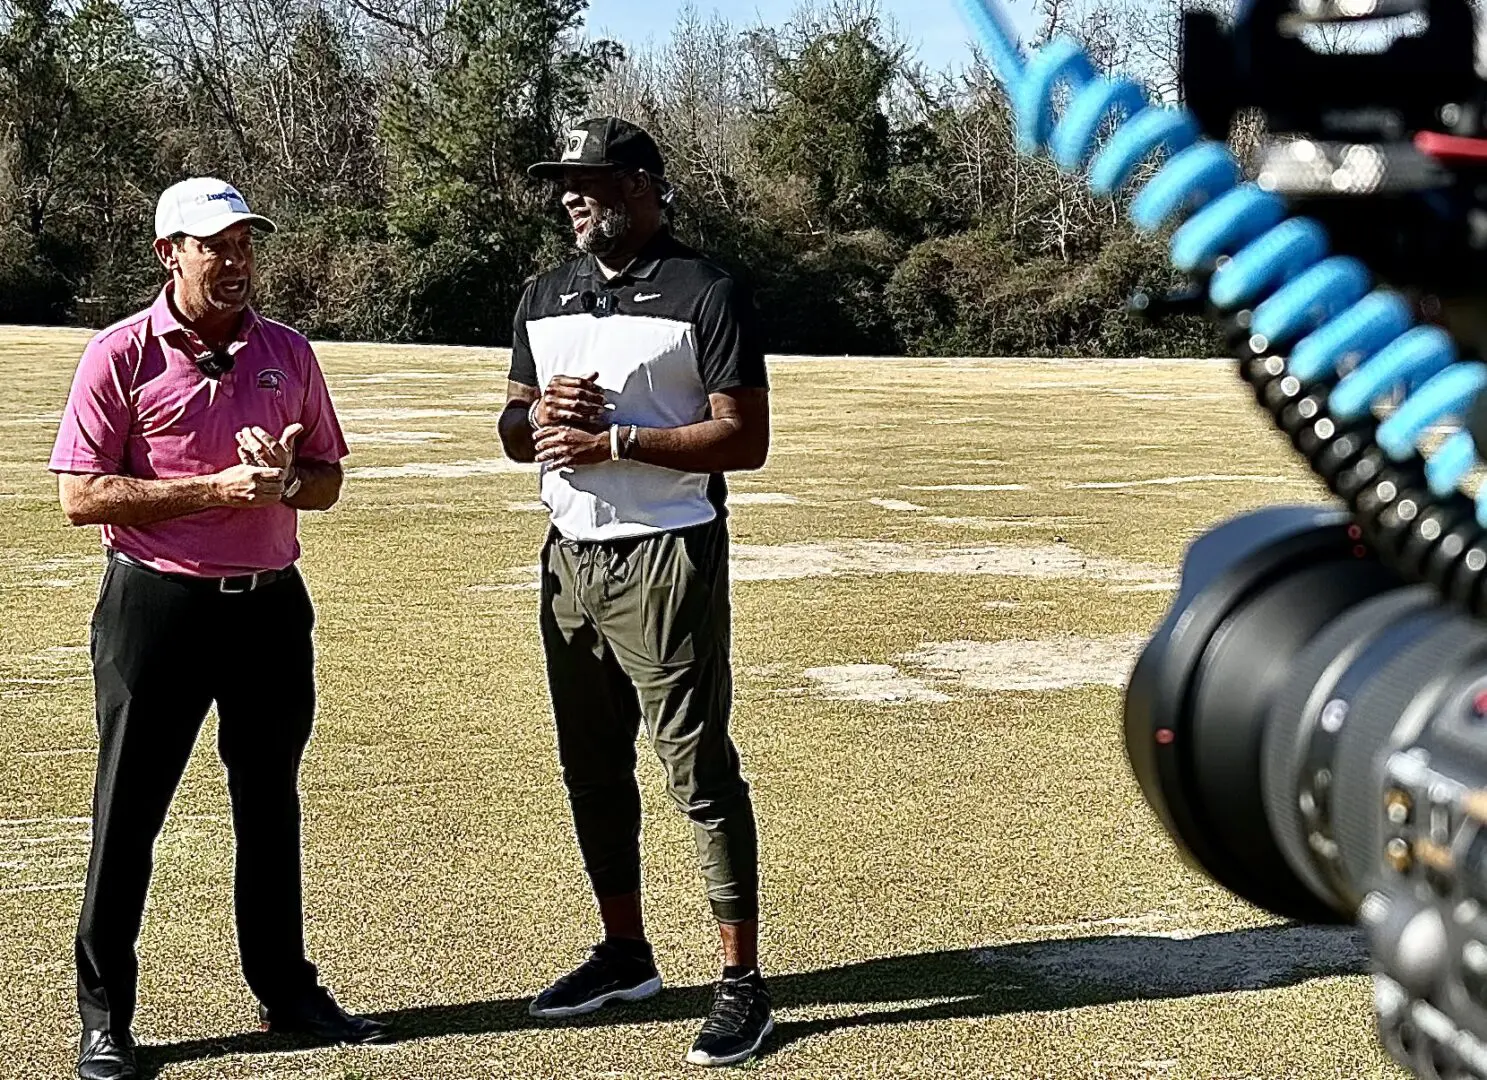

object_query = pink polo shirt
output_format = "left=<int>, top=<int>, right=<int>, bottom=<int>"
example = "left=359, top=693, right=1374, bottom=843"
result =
left=49, top=286, right=350, bottom=577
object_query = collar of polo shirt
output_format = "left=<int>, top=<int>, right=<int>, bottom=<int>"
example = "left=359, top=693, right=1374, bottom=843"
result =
left=586, top=230, right=678, bottom=286
left=147, top=282, right=262, bottom=358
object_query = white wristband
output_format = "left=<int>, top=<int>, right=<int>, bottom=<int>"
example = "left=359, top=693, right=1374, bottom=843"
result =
left=610, top=424, right=621, bottom=461
left=528, top=400, right=541, bottom=429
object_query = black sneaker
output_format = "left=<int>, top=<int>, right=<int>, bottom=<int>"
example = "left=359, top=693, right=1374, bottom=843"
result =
left=685, top=971, right=773, bottom=1067
left=528, top=940, right=663, bottom=1019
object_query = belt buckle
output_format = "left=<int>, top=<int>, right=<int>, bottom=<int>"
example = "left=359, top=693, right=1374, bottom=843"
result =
left=219, top=572, right=259, bottom=594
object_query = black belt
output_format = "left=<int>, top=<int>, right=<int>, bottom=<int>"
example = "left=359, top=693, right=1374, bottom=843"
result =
left=107, top=550, right=295, bottom=594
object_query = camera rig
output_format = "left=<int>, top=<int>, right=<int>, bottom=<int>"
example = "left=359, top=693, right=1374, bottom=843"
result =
left=955, top=0, right=1487, bottom=1075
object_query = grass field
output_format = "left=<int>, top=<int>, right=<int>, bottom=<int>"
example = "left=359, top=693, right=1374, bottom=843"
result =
left=0, top=326, right=1408, bottom=1079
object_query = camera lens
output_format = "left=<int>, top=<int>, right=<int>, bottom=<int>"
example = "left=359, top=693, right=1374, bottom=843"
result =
left=1262, top=586, right=1449, bottom=913
left=1124, top=505, right=1412, bottom=922
left=1127, top=504, right=1487, bottom=1078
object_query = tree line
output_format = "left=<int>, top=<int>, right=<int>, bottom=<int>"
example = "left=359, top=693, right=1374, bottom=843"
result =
left=0, top=0, right=1224, bottom=357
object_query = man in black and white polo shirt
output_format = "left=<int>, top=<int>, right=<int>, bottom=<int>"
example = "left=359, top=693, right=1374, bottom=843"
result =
left=497, top=116, right=773, bottom=1067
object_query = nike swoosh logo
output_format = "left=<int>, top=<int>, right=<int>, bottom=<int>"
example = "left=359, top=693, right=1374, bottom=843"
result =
left=560, top=292, right=578, bottom=304
left=633, top=292, right=661, bottom=302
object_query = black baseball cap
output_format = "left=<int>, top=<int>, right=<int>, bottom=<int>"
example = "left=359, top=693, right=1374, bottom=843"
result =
left=528, top=117, right=667, bottom=181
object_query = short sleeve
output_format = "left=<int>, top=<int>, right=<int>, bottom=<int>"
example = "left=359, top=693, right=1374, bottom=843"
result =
left=48, top=338, right=133, bottom=475
left=508, top=281, right=538, bottom=388
left=696, top=277, right=768, bottom=394
left=295, top=343, right=351, bottom=464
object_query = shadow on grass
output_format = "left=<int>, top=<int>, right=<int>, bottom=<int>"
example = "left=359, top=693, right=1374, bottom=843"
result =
left=134, top=923, right=1367, bottom=1077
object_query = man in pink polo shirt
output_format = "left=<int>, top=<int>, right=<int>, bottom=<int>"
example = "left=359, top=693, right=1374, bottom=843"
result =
left=50, top=177, right=386, bottom=1080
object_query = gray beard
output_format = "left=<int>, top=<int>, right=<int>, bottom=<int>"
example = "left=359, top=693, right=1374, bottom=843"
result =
left=577, top=205, right=632, bottom=256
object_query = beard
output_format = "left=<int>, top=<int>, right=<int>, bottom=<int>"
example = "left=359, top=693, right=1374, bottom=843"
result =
left=576, top=204, right=632, bottom=256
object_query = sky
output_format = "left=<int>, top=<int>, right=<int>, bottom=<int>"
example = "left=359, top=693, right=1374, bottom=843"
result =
left=580, top=0, right=1044, bottom=77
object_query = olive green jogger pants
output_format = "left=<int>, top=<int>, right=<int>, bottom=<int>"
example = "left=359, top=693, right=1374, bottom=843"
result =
left=538, top=514, right=759, bottom=924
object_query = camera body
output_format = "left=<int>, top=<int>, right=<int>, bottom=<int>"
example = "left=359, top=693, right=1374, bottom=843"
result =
left=1176, top=0, right=1487, bottom=347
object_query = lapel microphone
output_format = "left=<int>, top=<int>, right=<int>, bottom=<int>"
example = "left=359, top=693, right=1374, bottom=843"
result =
left=581, top=291, right=615, bottom=317
left=196, top=349, right=235, bottom=379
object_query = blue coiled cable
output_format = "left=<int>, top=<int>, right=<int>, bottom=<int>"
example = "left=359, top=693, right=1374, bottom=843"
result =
left=956, top=0, right=1487, bottom=610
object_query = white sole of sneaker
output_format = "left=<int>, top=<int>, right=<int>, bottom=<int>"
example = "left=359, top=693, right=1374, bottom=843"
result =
left=527, top=975, right=663, bottom=1019
left=684, top=1015, right=775, bottom=1067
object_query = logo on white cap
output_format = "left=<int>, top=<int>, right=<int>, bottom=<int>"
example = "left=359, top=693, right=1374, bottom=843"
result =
left=155, top=177, right=277, bottom=240
left=202, top=189, right=249, bottom=211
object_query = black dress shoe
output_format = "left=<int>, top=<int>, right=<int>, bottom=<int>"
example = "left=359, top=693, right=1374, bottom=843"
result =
left=77, top=1029, right=137, bottom=1080
left=258, top=986, right=390, bottom=1045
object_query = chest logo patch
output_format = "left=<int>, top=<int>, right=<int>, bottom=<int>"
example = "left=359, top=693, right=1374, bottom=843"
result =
left=256, top=368, right=287, bottom=394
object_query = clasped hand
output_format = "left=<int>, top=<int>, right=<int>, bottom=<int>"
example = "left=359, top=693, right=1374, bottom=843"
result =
left=212, top=423, right=304, bottom=506
left=533, top=374, right=613, bottom=469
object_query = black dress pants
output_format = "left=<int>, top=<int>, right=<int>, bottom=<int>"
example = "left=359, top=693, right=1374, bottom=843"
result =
left=76, top=553, right=320, bottom=1034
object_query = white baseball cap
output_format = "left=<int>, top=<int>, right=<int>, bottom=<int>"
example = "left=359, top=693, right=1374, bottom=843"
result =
left=154, top=177, right=277, bottom=240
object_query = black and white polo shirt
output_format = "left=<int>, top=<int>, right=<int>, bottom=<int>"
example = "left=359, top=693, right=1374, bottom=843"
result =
left=509, top=231, right=768, bottom=542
